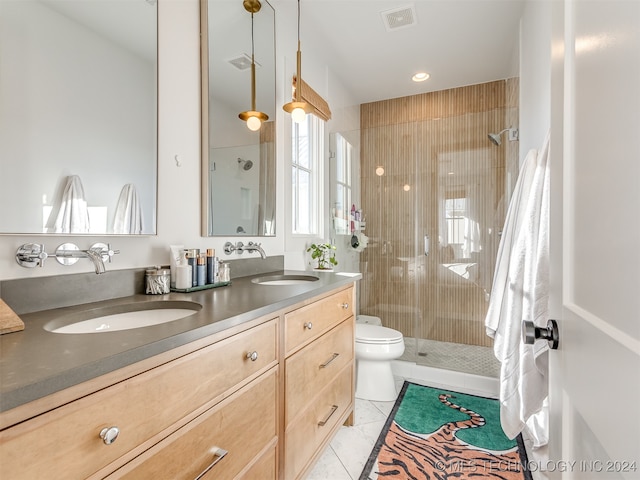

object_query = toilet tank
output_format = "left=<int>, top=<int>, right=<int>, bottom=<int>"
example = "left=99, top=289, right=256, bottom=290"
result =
left=356, top=315, right=382, bottom=326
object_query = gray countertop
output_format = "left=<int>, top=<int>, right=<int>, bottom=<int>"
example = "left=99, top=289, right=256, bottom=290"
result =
left=0, top=270, right=360, bottom=413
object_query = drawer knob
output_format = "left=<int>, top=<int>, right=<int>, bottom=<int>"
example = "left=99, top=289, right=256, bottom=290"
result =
left=304, top=322, right=313, bottom=330
left=99, top=426, right=120, bottom=445
left=341, top=302, right=349, bottom=309
left=246, top=351, right=258, bottom=362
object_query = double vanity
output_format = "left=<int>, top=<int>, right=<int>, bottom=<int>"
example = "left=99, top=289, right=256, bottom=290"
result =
left=0, top=269, right=360, bottom=479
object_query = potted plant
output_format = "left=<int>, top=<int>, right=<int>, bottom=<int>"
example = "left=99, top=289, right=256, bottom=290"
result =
left=306, top=243, right=338, bottom=271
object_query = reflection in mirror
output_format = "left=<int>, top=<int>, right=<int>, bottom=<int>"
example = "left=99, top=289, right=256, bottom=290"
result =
left=330, top=133, right=353, bottom=236
left=0, top=0, right=158, bottom=235
left=201, top=0, right=276, bottom=236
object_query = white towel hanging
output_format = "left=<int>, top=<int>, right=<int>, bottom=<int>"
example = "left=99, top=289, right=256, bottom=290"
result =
left=46, top=175, right=90, bottom=233
left=485, top=131, right=551, bottom=446
left=113, top=183, right=143, bottom=234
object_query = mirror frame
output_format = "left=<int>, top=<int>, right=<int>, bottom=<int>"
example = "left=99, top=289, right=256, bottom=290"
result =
left=199, top=0, right=277, bottom=237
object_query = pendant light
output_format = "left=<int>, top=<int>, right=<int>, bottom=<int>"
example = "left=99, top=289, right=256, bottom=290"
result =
left=238, top=0, right=268, bottom=131
left=282, top=0, right=312, bottom=123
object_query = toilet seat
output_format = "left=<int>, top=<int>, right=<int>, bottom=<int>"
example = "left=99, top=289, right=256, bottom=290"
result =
left=355, top=324, right=403, bottom=344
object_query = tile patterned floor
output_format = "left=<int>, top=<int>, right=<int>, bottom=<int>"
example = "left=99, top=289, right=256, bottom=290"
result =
left=306, top=371, right=548, bottom=480
left=401, top=337, right=501, bottom=378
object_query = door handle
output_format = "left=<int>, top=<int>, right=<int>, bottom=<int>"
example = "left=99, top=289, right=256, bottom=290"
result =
left=522, top=319, right=559, bottom=350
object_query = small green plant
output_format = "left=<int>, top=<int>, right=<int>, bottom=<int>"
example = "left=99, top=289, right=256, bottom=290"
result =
left=306, top=243, right=338, bottom=270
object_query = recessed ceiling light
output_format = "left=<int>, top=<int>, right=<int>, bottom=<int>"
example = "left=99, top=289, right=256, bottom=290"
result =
left=375, top=166, right=385, bottom=176
left=412, top=72, right=430, bottom=82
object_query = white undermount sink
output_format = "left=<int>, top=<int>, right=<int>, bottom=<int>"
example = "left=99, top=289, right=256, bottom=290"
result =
left=251, top=274, right=319, bottom=286
left=44, top=301, right=202, bottom=334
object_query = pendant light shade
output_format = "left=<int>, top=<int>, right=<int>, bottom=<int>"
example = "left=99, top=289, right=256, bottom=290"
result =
left=239, top=0, right=268, bottom=131
left=283, top=0, right=312, bottom=123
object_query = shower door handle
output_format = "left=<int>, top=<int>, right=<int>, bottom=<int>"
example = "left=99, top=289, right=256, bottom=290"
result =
left=424, top=235, right=430, bottom=256
left=522, top=319, right=559, bottom=350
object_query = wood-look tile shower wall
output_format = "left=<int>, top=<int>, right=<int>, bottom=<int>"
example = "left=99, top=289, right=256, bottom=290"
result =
left=359, top=79, right=519, bottom=347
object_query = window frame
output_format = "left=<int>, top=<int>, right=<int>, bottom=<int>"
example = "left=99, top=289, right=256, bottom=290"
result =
left=291, top=114, right=324, bottom=236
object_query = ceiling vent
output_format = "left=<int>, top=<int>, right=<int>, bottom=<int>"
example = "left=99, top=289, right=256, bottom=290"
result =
left=381, top=4, right=417, bottom=32
left=227, top=53, right=261, bottom=71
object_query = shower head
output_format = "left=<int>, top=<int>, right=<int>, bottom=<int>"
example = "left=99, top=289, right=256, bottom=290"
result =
left=488, top=132, right=503, bottom=146
left=488, top=127, right=519, bottom=146
left=237, top=157, right=254, bottom=170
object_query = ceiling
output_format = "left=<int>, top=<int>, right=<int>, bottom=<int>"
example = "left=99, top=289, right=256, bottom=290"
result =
left=272, top=0, right=526, bottom=106
left=44, top=0, right=526, bottom=111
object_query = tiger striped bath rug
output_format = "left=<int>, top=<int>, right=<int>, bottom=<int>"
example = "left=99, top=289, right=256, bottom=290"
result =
left=359, top=382, right=533, bottom=480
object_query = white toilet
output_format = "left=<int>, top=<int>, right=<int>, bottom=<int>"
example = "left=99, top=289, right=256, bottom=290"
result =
left=355, top=315, right=405, bottom=401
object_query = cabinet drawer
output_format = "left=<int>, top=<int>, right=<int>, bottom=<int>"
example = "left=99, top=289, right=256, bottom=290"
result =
left=285, top=317, right=354, bottom=426
left=284, top=287, right=353, bottom=354
left=114, top=368, right=278, bottom=480
left=284, top=365, right=353, bottom=480
left=0, top=319, right=277, bottom=480
left=238, top=443, right=277, bottom=480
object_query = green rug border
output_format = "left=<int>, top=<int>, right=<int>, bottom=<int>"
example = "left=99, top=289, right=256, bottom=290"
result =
left=358, top=381, right=534, bottom=480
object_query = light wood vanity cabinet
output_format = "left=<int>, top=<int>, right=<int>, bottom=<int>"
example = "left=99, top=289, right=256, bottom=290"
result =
left=0, top=318, right=278, bottom=480
left=111, top=368, right=278, bottom=480
left=0, top=282, right=356, bottom=480
left=282, top=285, right=355, bottom=480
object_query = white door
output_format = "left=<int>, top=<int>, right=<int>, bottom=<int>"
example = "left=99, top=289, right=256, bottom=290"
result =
left=548, top=0, right=640, bottom=478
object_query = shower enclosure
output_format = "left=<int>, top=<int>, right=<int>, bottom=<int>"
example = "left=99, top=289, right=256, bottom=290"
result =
left=355, top=80, right=519, bottom=377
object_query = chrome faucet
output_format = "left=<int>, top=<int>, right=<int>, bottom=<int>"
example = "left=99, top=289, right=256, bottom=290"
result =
left=15, top=242, right=119, bottom=274
left=242, top=241, right=267, bottom=259
left=223, top=241, right=266, bottom=259
left=53, top=243, right=119, bottom=274
left=83, top=247, right=107, bottom=274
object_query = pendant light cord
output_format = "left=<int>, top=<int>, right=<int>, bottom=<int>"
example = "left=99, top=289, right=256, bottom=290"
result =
left=297, top=0, right=302, bottom=61
left=251, top=12, right=255, bottom=60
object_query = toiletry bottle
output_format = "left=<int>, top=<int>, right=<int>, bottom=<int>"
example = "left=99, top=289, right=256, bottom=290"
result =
left=169, top=244, right=184, bottom=289
left=206, top=249, right=215, bottom=284
left=197, top=254, right=206, bottom=286
left=176, top=263, right=192, bottom=290
left=185, top=249, right=199, bottom=287
left=219, top=261, right=230, bottom=283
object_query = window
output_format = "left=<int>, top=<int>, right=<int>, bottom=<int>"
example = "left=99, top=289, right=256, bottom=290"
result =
left=292, top=114, right=324, bottom=235
left=333, top=133, right=352, bottom=235
left=445, top=195, right=467, bottom=259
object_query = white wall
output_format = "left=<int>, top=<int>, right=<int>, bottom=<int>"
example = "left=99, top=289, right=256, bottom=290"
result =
left=277, top=2, right=361, bottom=271
left=0, top=0, right=360, bottom=281
left=519, top=0, right=552, bottom=159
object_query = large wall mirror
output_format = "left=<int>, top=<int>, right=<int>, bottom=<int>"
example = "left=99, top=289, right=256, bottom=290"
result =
left=201, top=0, right=276, bottom=236
left=0, top=0, right=158, bottom=235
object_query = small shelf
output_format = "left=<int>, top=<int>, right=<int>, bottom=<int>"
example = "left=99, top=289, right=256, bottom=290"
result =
left=170, top=281, right=231, bottom=293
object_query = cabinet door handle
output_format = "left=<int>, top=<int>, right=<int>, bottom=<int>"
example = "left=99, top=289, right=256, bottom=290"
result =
left=304, top=322, right=313, bottom=330
left=194, top=446, right=228, bottom=480
left=341, top=302, right=349, bottom=309
left=318, top=405, right=339, bottom=427
left=246, top=351, right=258, bottom=361
left=319, top=353, right=339, bottom=369
left=99, top=426, right=120, bottom=445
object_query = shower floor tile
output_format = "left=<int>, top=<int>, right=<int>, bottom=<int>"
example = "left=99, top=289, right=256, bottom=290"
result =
left=401, top=337, right=500, bottom=378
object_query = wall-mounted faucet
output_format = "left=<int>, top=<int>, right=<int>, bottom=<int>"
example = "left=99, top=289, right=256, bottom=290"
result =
left=223, top=241, right=266, bottom=259
left=16, top=242, right=119, bottom=274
